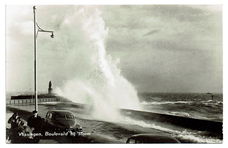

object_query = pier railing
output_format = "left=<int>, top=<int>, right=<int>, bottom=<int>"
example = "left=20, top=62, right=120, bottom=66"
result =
left=7, top=94, right=61, bottom=105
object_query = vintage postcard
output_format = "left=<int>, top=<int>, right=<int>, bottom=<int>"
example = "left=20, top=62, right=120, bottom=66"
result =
left=5, top=4, right=222, bottom=144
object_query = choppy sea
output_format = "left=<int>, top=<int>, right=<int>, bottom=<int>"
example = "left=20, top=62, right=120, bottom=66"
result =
left=139, top=93, right=223, bottom=122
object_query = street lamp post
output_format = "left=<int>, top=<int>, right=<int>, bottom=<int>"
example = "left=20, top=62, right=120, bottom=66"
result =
left=33, top=6, right=54, bottom=112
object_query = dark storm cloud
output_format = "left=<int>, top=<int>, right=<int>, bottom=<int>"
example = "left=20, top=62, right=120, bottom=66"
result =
left=103, top=5, right=222, bottom=93
left=143, top=5, right=208, bottom=21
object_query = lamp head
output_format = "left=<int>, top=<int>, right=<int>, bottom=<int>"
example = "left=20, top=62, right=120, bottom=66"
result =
left=51, top=32, right=54, bottom=38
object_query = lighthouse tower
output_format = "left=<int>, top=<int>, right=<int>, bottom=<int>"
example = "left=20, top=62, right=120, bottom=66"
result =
left=48, top=81, right=53, bottom=94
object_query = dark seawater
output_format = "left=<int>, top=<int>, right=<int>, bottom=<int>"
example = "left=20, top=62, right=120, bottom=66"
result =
left=139, top=93, right=223, bottom=122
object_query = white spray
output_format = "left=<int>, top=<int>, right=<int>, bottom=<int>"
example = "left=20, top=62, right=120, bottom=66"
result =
left=56, top=7, right=140, bottom=121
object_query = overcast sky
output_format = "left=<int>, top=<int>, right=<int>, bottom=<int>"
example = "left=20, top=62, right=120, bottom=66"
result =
left=6, top=5, right=222, bottom=93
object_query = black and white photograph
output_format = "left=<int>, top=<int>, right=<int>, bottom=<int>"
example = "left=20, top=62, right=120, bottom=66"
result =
left=5, top=4, right=223, bottom=144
